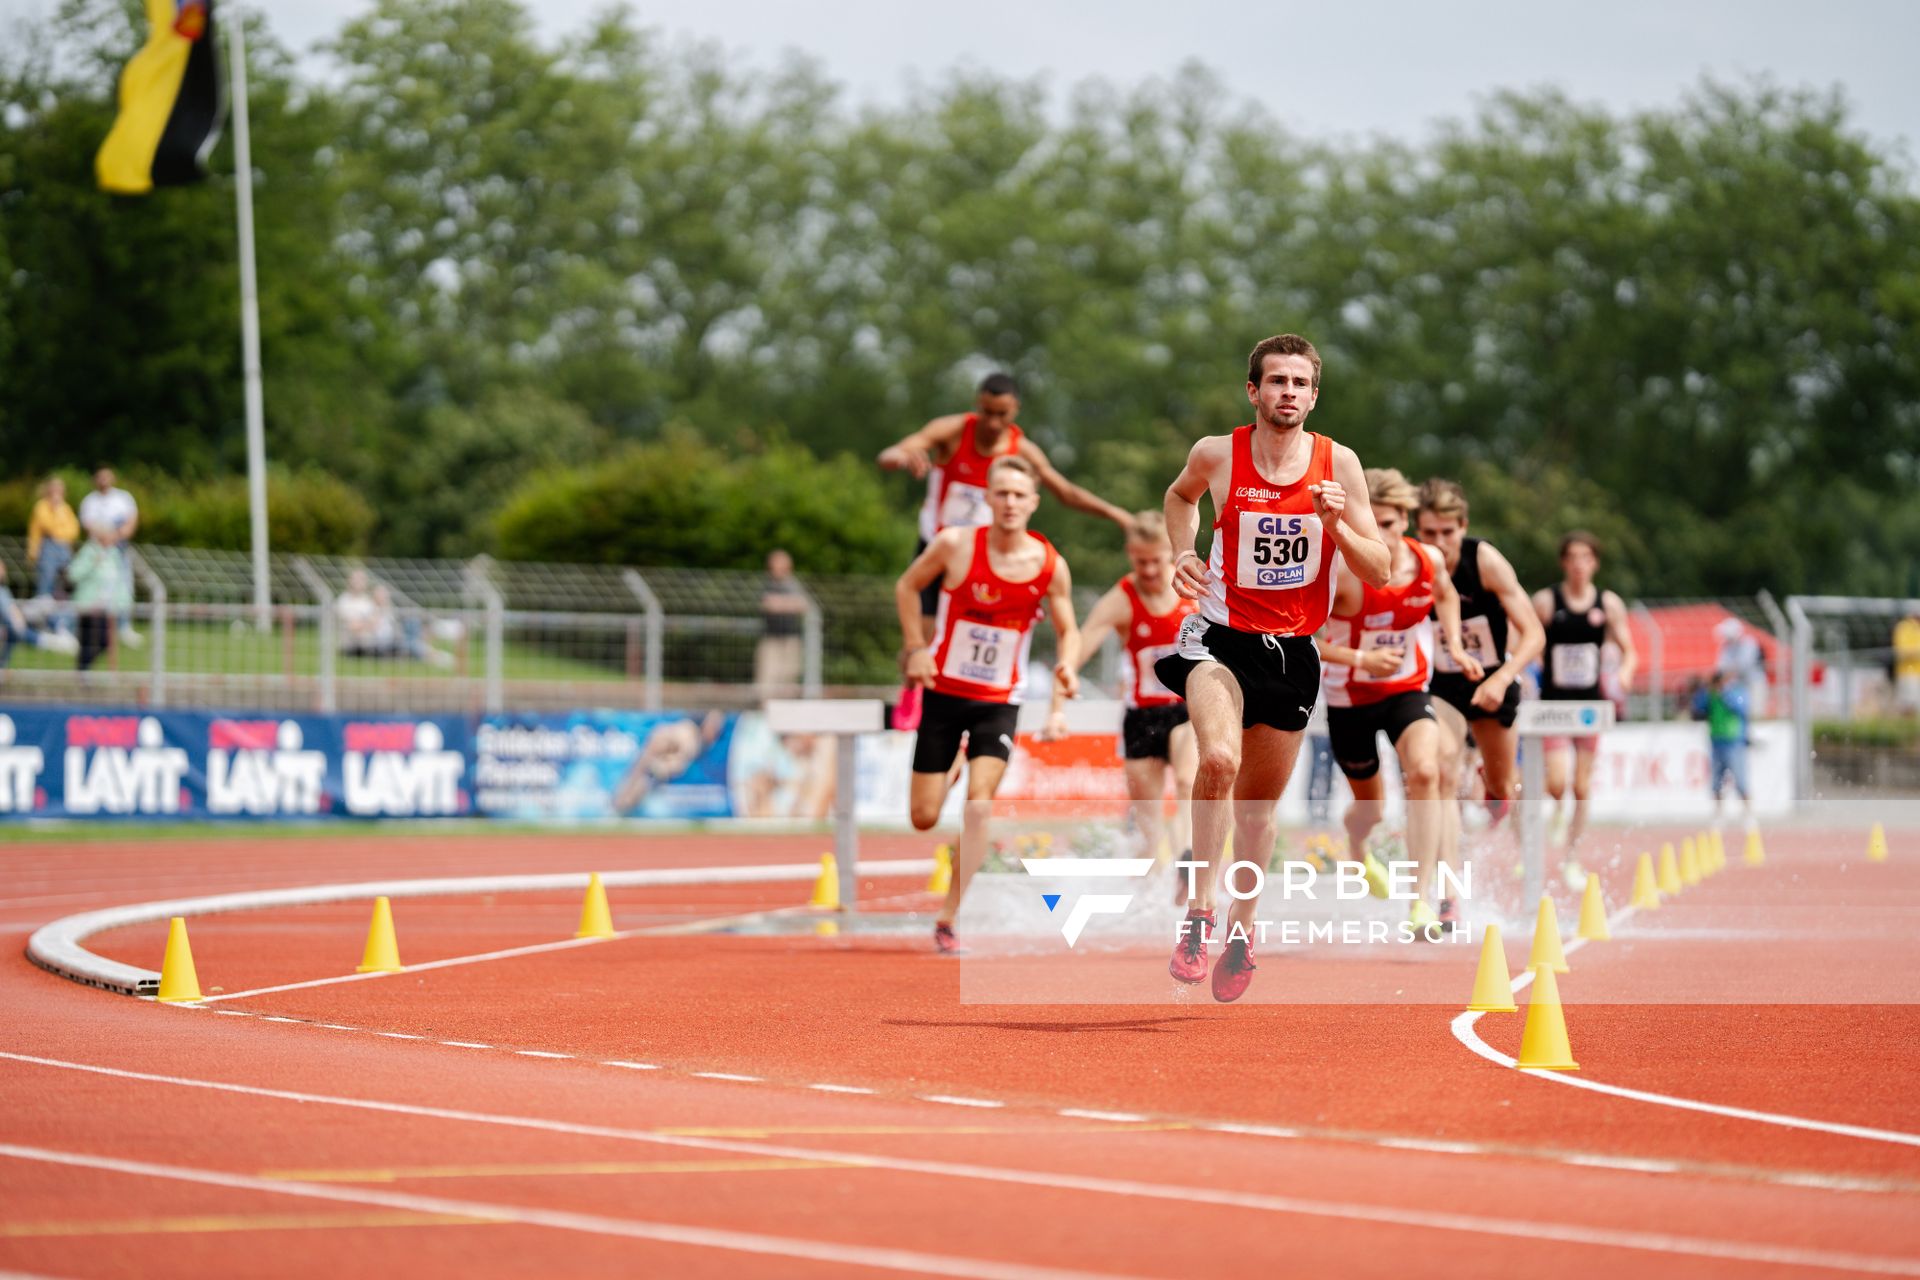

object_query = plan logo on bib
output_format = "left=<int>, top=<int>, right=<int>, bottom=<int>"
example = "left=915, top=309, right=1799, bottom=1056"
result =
left=1020, top=857, right=1156, bottom=947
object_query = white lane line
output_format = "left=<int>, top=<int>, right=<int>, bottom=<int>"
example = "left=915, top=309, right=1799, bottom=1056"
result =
left=4, top=1051, right=1915, bottom=1276
left=439, top=1041, right=493, bottom=1050
left=809, top=1084, right=874, bottom=1095
left=604, top=1061, right=660, bottom=1071
left=377, top=1033, right=425, bottom=1041
left=1451, top=903, right=1920, bottom=1150
left=692, top=1072, right=762, bottom=1083
left=258, top=1016, right=302, bottom=1024
left=1056, top=1110, right=1147, bottom=1124
left=0, top=1142, right=1132, bottom=1280
left=201, top=934, right=623, bottom=1003
left=516, top=1051, right=572, bottom=1060
left=1205, top=1123, right=1301, bottom=1139
left=1375, top=1138, right=1483, bottom=1155
left=920, top=1096, right=1005, bottom=1110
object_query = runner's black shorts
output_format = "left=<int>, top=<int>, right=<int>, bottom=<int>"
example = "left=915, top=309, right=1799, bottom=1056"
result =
left=1153, top=615, right=1320, bottom=732
left=1430, top=673, right=1521, bottom=728
left=1122, top=703, right=1189, bottom=761
left=1327, top=690, right=1436, bottom=781
left=912, top=689, right=1021, bottom=773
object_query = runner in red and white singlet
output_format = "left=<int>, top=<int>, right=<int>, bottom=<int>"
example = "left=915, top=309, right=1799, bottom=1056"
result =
left=1155, top=334, right=1393, bottom=1001
left=1317, top=469, right=1478, bottom=936
left=1052, top=513, right=1199, bottom=890
left=878, top=372, right=1128, bottom=729
left=896, top=455, right=1081, bottom=953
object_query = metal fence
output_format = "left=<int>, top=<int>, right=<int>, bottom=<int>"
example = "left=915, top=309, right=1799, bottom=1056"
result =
left=0, top=537, right=1115, bottom=715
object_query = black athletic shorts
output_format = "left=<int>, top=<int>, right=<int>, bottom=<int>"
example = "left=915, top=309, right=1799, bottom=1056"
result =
left=912, top=689, right=1021, bottom=773
left=1430, top=673, right=1521, bottom=728
left=1153, top=615, right=1320, bottom=732
left=1327, top=690, right=1436, bottom=781
left=1122, top=703, right=1190, bottom=761
left=912, top=537, right=940, bottom=618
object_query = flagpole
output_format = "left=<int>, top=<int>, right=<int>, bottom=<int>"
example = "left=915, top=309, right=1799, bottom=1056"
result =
left=228, top=6, right=270, bottom=630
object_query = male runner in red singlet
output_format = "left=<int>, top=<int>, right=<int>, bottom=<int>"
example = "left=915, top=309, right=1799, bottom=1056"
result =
left=895, top=455, right=1081, bottom=953
left=879, top=373, right=1128, bottom=727
left=1414, top=478, right=1545, bottom=900
left=1050, top=512, right=1199, bottom=892
left=1318, top=468, right=1478, bottom=936
left=1156, top=334, right=1392, bottom=1002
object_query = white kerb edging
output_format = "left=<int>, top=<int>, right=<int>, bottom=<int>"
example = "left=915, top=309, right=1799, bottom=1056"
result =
left=27, top=859, right=933, bottom=997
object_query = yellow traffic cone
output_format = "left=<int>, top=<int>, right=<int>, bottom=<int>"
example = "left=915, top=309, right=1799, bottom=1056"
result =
left=575, top=873, right=614, bottom=939
left=1743, top=827, right=1765, bottom=866
left=1658, top=843, right=1683, bottom=895
left=1868, top=823, right=1889, bottom=863
left=1702, top=829, right=1720, bottom=874
left=1527, top=894, right=1569, bottom=974
left=814, top=918, right=840, bottom=938
left=1715, top=828, right=1729, bottom=872
left=356, top=896, right=403, bottom=973
left=809, top=854, right=841, bottom=909
left=1515, top=965, right=1578, bottom=1070
left=1630, top=852, right=1661, bottom=909
left=1467, top=924, right=1517, bottom=1012
left=1679, top=837, right=1701, bottom=886
left=1577, top=873, right=1610, bottom=941
left=927, top=845, right=954, bottom=894
left=156, top=916, right=202, bottom=1003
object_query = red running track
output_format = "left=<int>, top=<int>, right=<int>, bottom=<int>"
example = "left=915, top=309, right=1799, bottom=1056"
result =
left=3, top=824, right=1919, bottom=1279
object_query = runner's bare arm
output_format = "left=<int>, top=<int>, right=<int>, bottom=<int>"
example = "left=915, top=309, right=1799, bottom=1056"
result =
left=1165, top=435, right=1230, bottom=600
left=1019, top=439, right=1131, bottom=527
left=1061, top=585, right=1127, bottom=678
left=876, top=414, right=969, bottom=480
left=1482, top=542, right=1545, bottom=683
left=1602, top=590, right=1638, bottom=692
left=1317, top=444, right=1391, bottom=587
left=1531, top=586, right=1555, bottom=628
left=895, top=530, right=964, bottom=686
left=1429, top=543, right=1484, bottom=682
left=1047, top=557, right=1082, bottom=702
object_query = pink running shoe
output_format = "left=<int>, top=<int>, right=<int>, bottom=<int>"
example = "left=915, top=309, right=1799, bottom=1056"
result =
left=1169, top=910, right=1213, bottom=984
left=933, top=921, right=963, bottom=954
left=891, top=684, right=924, bottom=732
left=1211, top=937, right=1257, bottom=1003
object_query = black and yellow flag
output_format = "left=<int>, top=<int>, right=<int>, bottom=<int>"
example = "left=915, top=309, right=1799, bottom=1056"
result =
left=96, top=0, right=225, bottom=195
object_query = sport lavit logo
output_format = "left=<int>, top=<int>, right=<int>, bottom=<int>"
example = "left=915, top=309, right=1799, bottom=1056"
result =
left=1021, top=857, right=1155, bottom=947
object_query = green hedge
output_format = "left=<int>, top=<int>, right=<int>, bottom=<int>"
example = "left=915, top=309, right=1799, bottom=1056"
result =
left=1814, top=719, right=1920, bottom=750
left=0, top=467, right=375, bottom=555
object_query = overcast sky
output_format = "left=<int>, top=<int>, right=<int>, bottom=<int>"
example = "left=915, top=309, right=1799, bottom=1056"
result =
left=15, top=0, right=1919, bottom=158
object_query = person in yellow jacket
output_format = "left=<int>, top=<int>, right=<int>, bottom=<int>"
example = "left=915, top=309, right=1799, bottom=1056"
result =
left=25, top=476, right=79, bottom=633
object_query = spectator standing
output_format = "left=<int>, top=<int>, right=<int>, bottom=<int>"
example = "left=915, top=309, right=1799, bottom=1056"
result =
left=1894, top=610, right=1920, bottom=717
left=26, top=476, right=79, bottom=632
left=1692, top=670, right=1753, bottom=825
left=1714, top=616, right=1768, bottom=718
left=65, top=531, right=132, bottom=671
left=755, top=549, right=807, bottom=702
left=77, top=467, right=140, bottom=645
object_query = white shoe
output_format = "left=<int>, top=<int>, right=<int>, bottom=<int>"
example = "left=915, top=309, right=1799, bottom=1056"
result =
left=118, top=627, right=144, bottom=648
left=39, top=632, right=80, bottom=656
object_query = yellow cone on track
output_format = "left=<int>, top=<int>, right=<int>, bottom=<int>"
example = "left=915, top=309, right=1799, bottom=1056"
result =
left=810, top=854, right=841, bottom=909
left=1679, top=837, right=1701, bottom=886
left=1527, top=894, right=1569, bottom=974
left=1868, top=823, right=1889, bottom=863
left=1577, top=874, right=1610, bottom=941
left=156, top=916, right=202, bottom=1003
left=575, top=873, right=614, bottom=939
left=1630, top=853, right=1661, bottom=910
left=1658, top=843, right=1682, bottom=895
left=1467, top=924, right=1517, bottom=1012
left=1744, top=828, right=1766, bottom=867
left=357, top=896, right=402, bottom=973
left=1516, top=965, right=1578, bottom=1071
left=927, top=845, right=954, bottom=894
